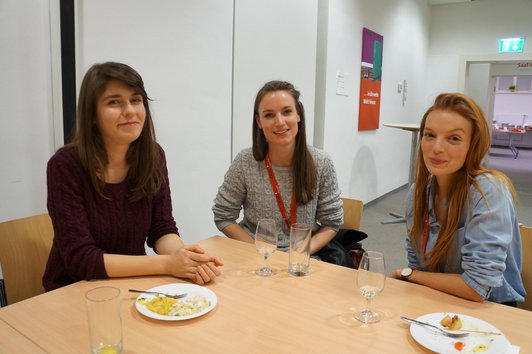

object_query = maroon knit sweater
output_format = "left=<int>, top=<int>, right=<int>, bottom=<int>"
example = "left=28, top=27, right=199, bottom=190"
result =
left=43, top=145, right=178, bottom=291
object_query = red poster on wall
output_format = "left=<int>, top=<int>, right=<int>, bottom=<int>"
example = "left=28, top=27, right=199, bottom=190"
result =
left=358, top=27, right=383, bottom=131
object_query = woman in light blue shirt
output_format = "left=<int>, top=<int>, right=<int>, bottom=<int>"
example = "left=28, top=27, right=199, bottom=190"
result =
left=392, top=93, right=525, bottom=305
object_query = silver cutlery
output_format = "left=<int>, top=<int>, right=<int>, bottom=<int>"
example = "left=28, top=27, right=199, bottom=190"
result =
left=128, top=289, right=187, bottom=299
left=400, top=316, right=469, bottom=338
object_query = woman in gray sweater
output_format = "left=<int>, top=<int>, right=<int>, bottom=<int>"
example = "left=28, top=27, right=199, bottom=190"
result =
left=213, top=81, right=343, bottom=253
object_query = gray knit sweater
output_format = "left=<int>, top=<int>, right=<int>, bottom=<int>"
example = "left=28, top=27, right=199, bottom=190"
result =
left=212, top=146, right=343, bottom=251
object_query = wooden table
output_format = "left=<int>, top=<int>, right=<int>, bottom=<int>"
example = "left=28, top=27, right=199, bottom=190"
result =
left=0, top=318, right=47, bottom=353
left=0, top=236, right=531, bottom=353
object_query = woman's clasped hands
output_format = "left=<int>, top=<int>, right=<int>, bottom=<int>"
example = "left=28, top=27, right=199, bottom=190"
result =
left=167, top=244, right=224, bottom=285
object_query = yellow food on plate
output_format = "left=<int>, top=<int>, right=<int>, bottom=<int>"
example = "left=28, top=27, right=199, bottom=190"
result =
left=145, top=295, right=177, bottom=315
left=440, top=314, right=463, bottom=330
left=138, top=294, right=210, bottom=316
left=472, top=344, right=488, bottom=352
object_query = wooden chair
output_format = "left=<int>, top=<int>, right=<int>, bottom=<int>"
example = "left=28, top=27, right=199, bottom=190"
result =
left=340, top=198, right=363, bottom=230
left=0, top=214, right=54, bottom=305
left=519, top=224, right=532, bottom=311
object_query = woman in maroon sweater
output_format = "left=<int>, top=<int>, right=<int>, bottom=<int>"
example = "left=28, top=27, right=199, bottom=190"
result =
left=43, top=62, right=222, bottom=291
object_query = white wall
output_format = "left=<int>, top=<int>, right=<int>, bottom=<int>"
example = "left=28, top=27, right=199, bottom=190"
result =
left=76, top=0, right=234, bottom=243
left=466, top=63, right=491, bottom=116
left=493, top=94, right=532, bottom=127
left=75, top=0, right=321, bottom=244
left=0, top=0, right=58, bottom=279
left=0, top=0, right=319, bottom=248
left=0, top=0, right=448, bottom=234
left=319, top=0, right=431, bottom=202
left=427, top=0, right=532, bottom=98
left=0, top=0, right=53, bottom=222
left=232, top=0, right=318, bottom=157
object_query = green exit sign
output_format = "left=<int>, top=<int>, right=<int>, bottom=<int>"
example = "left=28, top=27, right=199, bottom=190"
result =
left=499, top=37, right=524, bottom=53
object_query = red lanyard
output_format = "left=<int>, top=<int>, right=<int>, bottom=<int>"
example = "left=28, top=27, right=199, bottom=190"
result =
left=264, top=153, right=296, bottom=229
left=422, top=210, right=429, bottom=255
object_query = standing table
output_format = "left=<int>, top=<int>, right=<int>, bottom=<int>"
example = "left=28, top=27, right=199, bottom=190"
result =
left=492, top=129, right=526, bottom=159
left=381, top=123, right=420, bottom=224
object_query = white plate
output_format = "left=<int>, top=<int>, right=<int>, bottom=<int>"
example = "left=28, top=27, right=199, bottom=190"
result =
left=135, top=283, right=217, bottom=321
left=409, top=313, right=510, bottom=354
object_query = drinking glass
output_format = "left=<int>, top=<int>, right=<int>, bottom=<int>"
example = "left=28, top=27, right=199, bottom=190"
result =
left=254, top=218, right=278, bottom=276
left=288, top=223, right=312, bottom=277
left=85, top=286, right=123, bottom=354
left=354, top=251, right=386, bottom=324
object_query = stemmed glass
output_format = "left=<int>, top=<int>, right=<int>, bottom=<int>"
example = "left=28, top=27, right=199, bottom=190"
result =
left=354, top=251, right=386, bottom=324
left=254, top=219, right=278, bottom=276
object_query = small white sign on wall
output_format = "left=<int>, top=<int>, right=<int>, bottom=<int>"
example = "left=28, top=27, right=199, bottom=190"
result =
left=336, top=71, right=349, bottom=96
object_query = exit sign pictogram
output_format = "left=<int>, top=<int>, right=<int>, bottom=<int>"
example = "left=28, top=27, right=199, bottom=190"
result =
left=499, top=37, right=525, bottom=53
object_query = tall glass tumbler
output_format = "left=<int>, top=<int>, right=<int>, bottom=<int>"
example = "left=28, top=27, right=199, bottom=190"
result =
left=289, top=223, right=312, bottom=276
left=85, top=286, right=123, bottom=354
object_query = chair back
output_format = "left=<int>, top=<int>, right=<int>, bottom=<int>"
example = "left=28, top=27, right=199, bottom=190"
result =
left=519, top=224, right=532, bottom=311
left=0, top=214, right=53, bottom=305
left=340, top=198, right=363, bottom=230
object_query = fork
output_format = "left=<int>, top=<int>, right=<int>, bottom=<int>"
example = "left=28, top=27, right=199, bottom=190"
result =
left=128, top=289, right=187, bottom=299
left=400, top=316, right=469, bottom=338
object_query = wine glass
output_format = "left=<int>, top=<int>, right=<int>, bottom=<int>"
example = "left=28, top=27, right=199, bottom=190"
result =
left=254, top=219, right=278, bottom=276
left=354, top=251, right=386, bottom=324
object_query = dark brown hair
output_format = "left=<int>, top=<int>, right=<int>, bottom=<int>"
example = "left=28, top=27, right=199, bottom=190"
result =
left=67, top=62, right=162, bottom=201
left=410, top=93, right=516, bottom=270
left=252, top=80, right=316, bottom=204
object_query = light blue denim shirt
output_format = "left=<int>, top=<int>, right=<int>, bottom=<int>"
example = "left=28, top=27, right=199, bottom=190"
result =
left=405, top=174, right=525, bottom=303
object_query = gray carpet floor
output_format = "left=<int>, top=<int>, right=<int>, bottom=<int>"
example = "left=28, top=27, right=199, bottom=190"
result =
left=359, top=146, right=532, bottom=275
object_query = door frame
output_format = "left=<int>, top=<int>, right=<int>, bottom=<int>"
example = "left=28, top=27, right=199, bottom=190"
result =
left=459, top=53, right=532, bottom=126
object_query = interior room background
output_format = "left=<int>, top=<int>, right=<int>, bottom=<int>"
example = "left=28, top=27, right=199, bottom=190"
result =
left=2, top=0, right=532, bottom=251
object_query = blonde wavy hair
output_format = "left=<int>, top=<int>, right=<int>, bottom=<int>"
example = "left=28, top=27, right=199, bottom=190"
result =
left=409, top=93, right=517, bottom=271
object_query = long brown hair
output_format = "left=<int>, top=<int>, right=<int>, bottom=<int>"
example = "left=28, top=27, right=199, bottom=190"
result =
left=410, top=93, right=517, bottom=271
left=67, top=62, right=162, bottom=201
left=252, top=81, right=316, bottom=205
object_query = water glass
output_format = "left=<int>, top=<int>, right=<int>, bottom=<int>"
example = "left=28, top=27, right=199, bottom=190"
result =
left=85, top=286, right=123, bottom=354
left=289, top=223, right=312, bottom=276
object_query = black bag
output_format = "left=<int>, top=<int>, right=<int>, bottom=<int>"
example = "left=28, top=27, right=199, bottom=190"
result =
left=317, top=229, right=367, bottom=269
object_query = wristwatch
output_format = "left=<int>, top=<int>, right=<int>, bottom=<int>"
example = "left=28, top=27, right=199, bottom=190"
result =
left=400, top=267, right=413, bottom=281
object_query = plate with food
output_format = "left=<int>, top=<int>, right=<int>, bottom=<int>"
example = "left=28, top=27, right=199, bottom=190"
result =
left=409, top=313, right=510, bottom=353
left=135, top=283, right=217, bottom=321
